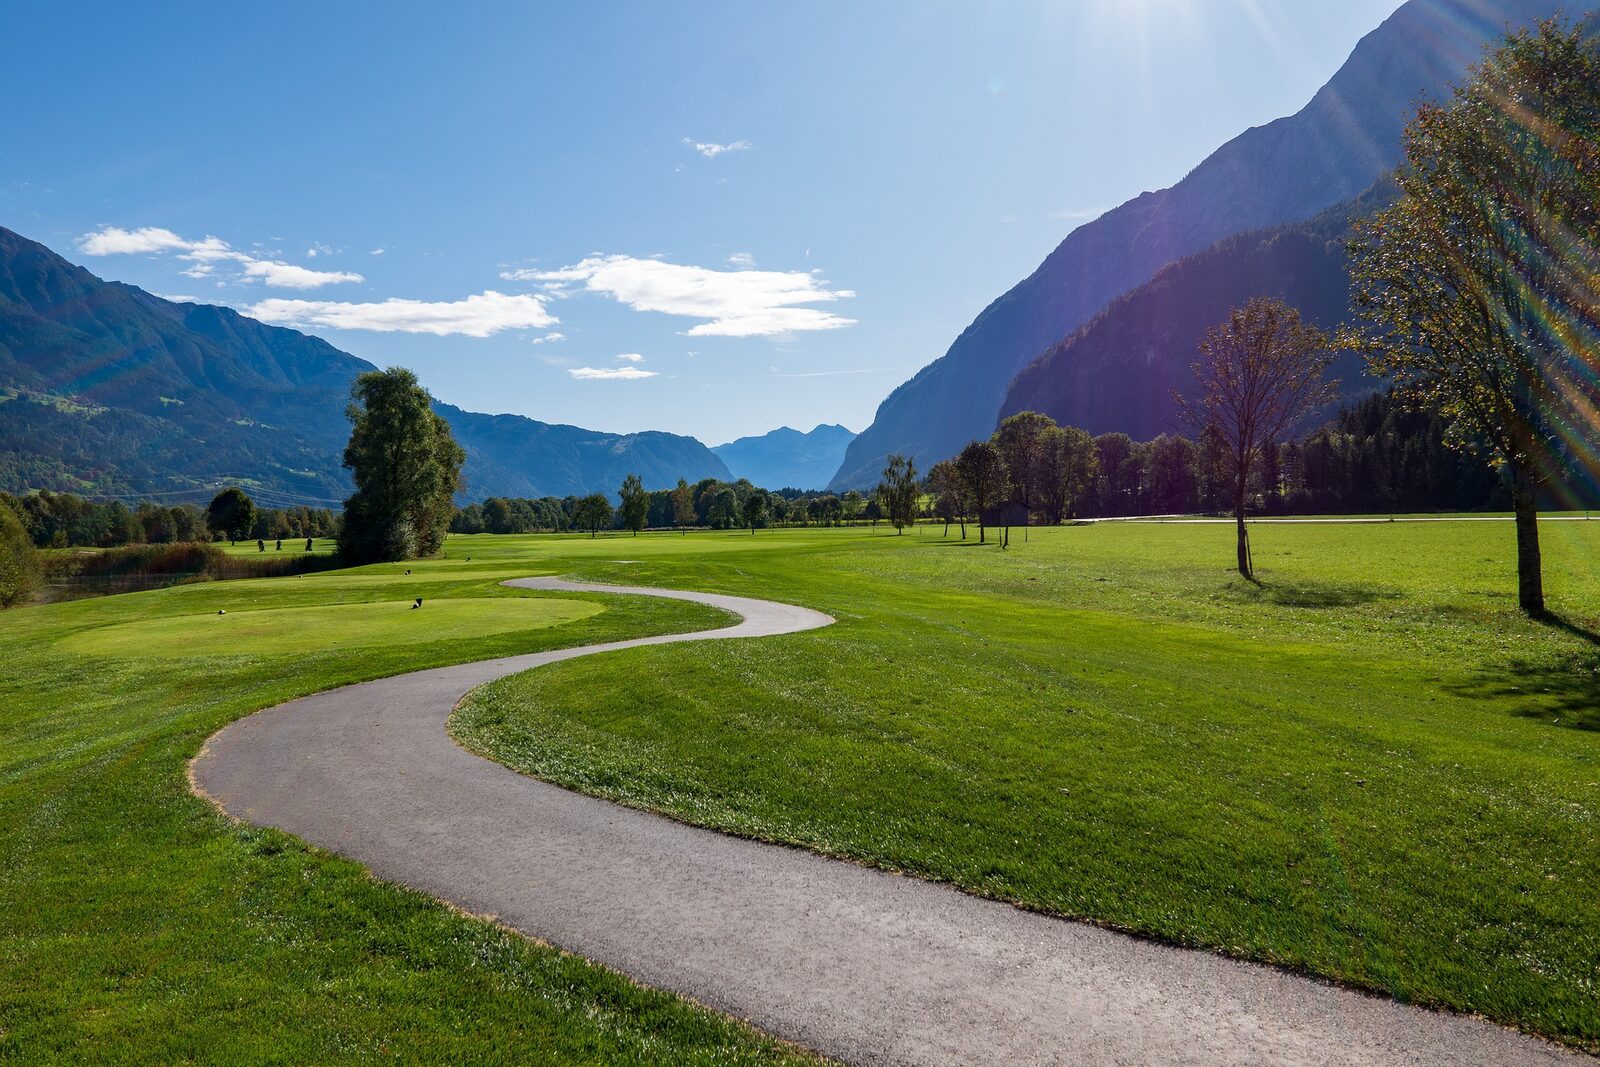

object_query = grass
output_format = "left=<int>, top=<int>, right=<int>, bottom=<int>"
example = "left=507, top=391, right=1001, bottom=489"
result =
left=61, top=596, right=603, bottom=658
left=450, top=520, right=1600, bottom=1050
left=218, top=536, right=340, bottom=556
left=0, top=541, right=814, bottom=1064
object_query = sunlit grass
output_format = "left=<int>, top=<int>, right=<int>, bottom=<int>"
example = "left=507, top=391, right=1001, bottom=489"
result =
left=0, top=551, right=806, bottom=1064
left=453, top=520, right=1600, bottom=1050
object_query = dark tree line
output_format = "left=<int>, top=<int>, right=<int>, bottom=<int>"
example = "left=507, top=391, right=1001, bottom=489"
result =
left=0, top=488, right=336, bottom=550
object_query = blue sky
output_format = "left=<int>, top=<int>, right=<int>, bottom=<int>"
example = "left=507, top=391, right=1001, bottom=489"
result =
left=3, top=0, right=1405, bottom=444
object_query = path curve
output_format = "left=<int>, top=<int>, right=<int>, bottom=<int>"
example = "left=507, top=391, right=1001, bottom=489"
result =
left=193, top=577, right=1577, bottom=1066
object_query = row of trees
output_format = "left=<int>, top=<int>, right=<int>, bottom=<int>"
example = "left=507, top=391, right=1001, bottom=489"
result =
left=0, top=488, right=336, bottom=550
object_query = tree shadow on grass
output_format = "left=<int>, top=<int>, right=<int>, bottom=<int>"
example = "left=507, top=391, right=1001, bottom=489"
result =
left=1232, top=578, right=1399, bottom=609
left=1445, top=613, right=1600, bottom=731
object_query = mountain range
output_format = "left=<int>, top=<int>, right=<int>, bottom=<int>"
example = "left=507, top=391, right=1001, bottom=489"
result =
left=0, top=226, right=729, bottom=505
left=1000, top=184, right=1397, bottom=438
left=712, top=424, right=857, bottom=491
left=827, top=0, right=1564, bottom=489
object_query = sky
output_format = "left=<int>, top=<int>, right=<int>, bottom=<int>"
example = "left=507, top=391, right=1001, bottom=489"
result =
left=1, top=0, right=1407, bottom=445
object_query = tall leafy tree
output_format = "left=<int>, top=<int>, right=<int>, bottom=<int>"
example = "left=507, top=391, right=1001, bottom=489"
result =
left=992, top=411, right=1055, bottom=522
left=206, top=487, right=255, bottom=545
left=925, top=459, right=965, bottom=538
left=618, top=473, right=648, bottom=536
left=1035, top=425, right=1099, bottom=525
left=742, top=490, right=768, bottom=534
left=1349, top=20, right=1600, bottom=615
left=954, top=440, right=1007, bottom=545
left=1176, top=297, right=1336, bottom=578
left=671, top=478, right=695, bottom=534
left=339, top=368, right=464, bottom=563
left=573, top=493, right=612, bottom=537
left=878, top=453, right=920, bottom=534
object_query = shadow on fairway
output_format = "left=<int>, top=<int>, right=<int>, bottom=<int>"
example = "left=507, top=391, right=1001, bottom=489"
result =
left=1233, top=578, right=1397, bottom=609
left=1447, top=618, right=1600, bottom=730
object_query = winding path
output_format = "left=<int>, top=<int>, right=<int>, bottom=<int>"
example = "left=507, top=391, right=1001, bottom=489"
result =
left=192, top=577, right=1576, bottom=1066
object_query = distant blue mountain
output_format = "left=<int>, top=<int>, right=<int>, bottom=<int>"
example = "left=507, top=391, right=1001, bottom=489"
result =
left=712, top=423, right=856, bottom=491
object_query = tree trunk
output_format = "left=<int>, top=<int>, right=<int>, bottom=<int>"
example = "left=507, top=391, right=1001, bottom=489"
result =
left=978, top=523, right=985, bottom=545
left=1235, top=487, right=1251, bottom=579
left=1512, top=468, right=1545, bottom=616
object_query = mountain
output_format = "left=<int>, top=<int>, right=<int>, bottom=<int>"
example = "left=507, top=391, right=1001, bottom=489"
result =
left=828, top=0, right=1561, bottom=488
left=0, top=226, right=729, bottom=504
left=1000, top=186, right=1394, bottom=439
left=440, top=404, right=730, bottom=499
left=712, top=424, right=857, bottom=490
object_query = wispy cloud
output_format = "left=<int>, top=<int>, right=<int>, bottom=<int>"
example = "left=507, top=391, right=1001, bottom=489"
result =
left=504, top=255, right=854, bottom=338
left=683, top=137, right=750, bottom=158
left=1049, top=205, right=1107, bottom=222
left=78, top=225, right=363, bottom=290
left=726, top=252, right=756, bottom=268
left=569, top=365, right=657, bottom=380
left=243, top=260, right=363, bottom=289
left=246, top=291, right=555, bottom=337
left=529, top=331, right=566, bottom=345
left=766, top=367, right=881, bottom=379
left=614, top=352, right=644, bottom=363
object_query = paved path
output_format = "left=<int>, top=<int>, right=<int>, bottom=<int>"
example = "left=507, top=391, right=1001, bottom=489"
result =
left=192, top=577, right=1578, bottom=1066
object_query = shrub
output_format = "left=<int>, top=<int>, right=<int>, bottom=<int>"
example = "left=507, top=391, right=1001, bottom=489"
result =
left=0, top=501, right=42, bottom=608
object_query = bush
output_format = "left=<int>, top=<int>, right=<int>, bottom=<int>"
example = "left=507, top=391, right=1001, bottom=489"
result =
left=0, top=501, right=42, bottom=608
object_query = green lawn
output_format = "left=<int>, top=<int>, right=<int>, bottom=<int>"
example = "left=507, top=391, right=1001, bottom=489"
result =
left=0, top=542, right=813, bottom=1064
left=450, top=520, right=1600, bottom=1050
left=217, top=535, right=340, bottom=556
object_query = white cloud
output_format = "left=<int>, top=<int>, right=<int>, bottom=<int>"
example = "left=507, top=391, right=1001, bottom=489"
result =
left=242, top=259, right=365, bottom=289
left=614, top=352, right=644, bottom=363
left=78, top=225, right=361, bottom=290
left=78, top=226, right=192, bottom=256
left=369, top=248, right=386, bottom=256
left=529, top=331, right=566, bottom=345
left=155, top=293, right=200, bottom=303
left=569, top=366, right=658, bottom=380
left=683, top=137, right=751, bottom=158
left=514, top=254, right=854, bottom=337
left=245, top=290, right=556, bottom=337
left=726, top=252, right=756, bottom=268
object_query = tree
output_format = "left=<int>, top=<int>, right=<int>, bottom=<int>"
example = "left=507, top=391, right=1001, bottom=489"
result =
left=339, top=368, right=465, bottom=563
left=206, top=487, right=255, bottom=545
left=742, top=491, right=768, bottom=534
left=1177, top=297, right=1337, bottom=578
left=1349, top=21, right=1600, bottom=615
left=709, top=487, right=741, bottom=529
left=573, top=493, right=612, bottom=537
left=1036, top=425, right=1099, bottom=525
left=619, top=473, right=648, bottom=536
left=877, top=453, right=920, bottom=534
left=926, top=459, right=967, bottom=538
left=992, top=412, right=1055, bottom=522
left=954, top=440, right=1007, bottom=545
left=0, top=499, right=40, bottom=609
left=671, top=478, right=695, bottom=534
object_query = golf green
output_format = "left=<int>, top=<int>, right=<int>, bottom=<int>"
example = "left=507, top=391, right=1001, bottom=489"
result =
left=61, top=595, right=603, bottom=658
